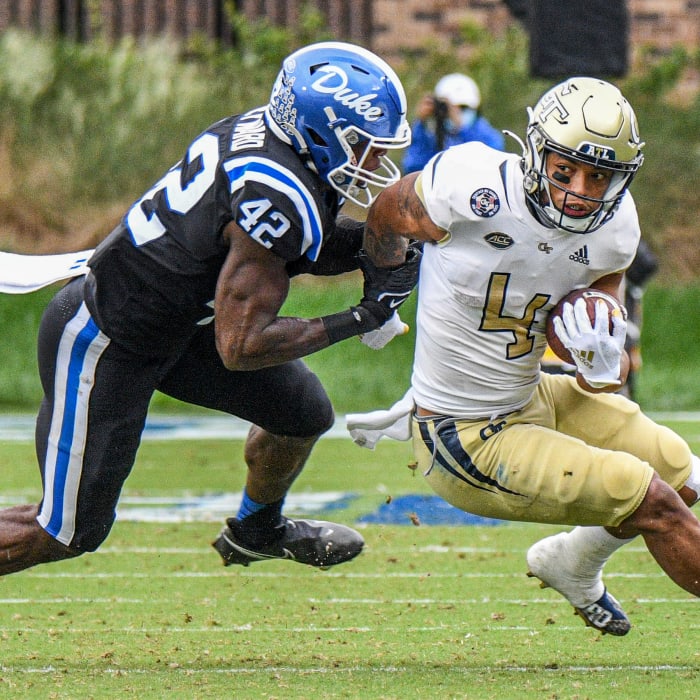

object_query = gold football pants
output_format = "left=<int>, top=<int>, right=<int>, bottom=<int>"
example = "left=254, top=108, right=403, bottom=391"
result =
left=413, top=373, right=692, bottom=527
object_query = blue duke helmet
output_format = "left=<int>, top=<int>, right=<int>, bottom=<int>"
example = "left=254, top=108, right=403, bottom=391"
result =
left=266, top=41, right=411, bottom=207
left=517, top=76, right=644, bottom=233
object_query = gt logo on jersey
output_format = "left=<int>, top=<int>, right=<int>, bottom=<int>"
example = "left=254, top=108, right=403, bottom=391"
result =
left=197, top=299, right=215, bottom=326
left=484, top=232, right=513, bottom=249
left=471, top=188, right=500, bottom=217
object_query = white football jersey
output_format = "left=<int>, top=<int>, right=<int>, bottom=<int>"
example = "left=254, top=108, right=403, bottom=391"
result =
left=412, top=142, right=641, bottom=417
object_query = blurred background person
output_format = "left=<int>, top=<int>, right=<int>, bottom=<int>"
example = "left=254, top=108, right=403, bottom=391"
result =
left=402, top=72, right=505, bottom=173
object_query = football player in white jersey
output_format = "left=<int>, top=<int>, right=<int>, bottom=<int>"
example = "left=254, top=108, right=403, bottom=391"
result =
left=362, top=76, right=700, bottom=635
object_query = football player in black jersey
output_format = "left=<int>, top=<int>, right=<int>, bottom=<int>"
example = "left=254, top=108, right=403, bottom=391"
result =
left=0, top=42, right=419, bottom=575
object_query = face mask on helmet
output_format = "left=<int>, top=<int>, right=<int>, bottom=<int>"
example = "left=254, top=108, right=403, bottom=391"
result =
left=266, top=41, right=411, bottom=208
left=519, top=77, right=644, bottom=233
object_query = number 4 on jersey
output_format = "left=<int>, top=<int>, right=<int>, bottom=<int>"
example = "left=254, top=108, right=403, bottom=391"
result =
left=480, top=272, right=550, bottom=359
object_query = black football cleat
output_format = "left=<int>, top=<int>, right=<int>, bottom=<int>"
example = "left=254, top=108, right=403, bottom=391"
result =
left=572, top=589, right=631, bottom=636
left=213, top=516, right=364, bottom=569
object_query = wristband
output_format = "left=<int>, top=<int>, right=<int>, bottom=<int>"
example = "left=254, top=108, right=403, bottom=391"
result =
left=321, top=306, right=379, bottom=345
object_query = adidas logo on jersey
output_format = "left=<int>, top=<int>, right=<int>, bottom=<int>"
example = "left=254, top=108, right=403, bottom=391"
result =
left=569, top=245, right=590, bottom=265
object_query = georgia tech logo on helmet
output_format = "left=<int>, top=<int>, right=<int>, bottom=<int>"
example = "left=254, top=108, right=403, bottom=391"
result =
left=471, top=188, right=500, bottom=217
left=310, top=66, right=383, bottom=121
left=538, top=92, right=569, bottom=124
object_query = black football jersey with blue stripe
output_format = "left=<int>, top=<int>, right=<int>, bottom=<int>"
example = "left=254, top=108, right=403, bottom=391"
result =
left=85, top=107, right=340, bottom=355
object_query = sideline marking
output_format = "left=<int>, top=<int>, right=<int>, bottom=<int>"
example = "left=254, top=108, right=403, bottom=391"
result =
left=1, top=412, right=697, bottom=442
left=113, top=491, right=355, bottom=522
left=0, top=414, right=348, bottom=441
left=1, top=413, right=696, bottom=524
left=0, top=491, right=355, bottom=522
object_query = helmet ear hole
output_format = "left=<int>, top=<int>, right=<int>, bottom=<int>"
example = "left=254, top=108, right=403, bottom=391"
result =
left=306, top=127, right=328, bottom=147
left=350, top=64, right=371, bottom=77
left=309, top=61, right=329, bottom=74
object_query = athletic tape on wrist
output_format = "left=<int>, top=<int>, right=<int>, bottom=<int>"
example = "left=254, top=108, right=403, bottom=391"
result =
left=321, top=307, right=378, bottom=345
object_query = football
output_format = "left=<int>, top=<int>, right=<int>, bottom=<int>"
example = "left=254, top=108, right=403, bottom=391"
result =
left=545, top=288, right=626, bottom=365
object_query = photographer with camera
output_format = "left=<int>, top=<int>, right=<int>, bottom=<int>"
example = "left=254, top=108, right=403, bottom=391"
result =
left=402, top=73, right=505, bottom=174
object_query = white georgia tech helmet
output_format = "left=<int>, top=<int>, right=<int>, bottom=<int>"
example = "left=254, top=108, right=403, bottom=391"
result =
left=521, top=77, right=644, bottom=233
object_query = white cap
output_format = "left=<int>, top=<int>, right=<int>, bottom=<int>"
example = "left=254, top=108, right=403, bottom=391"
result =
left=434, top=73, right=481, bottom=109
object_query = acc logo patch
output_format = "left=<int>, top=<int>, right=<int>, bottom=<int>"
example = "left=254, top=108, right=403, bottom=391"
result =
left=470, top=188, right=500, bottom=217
left=484, top=232, right=514, bottom=249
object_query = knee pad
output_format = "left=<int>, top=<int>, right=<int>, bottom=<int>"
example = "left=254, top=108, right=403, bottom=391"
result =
left=599, top=451, right=652, bottom=502
left=653, top=425, right=693, bottom=491
left=683, top=455, right=700, bottom=501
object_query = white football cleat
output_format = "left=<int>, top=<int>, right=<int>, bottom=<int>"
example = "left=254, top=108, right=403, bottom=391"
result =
left=526, top=532, right=631, bottom=636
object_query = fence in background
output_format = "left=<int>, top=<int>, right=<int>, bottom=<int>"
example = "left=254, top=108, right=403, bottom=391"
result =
left=0, top=1, right=695, bottom=68
left=0, top=1, right=372, bottom=45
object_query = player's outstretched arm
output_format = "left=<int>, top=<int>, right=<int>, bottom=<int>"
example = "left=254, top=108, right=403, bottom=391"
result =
left=363, top=172, right=446, bottom=267
left=215, top=223, right=333, bottom=370
left=214, top=222, right=420, bottom=369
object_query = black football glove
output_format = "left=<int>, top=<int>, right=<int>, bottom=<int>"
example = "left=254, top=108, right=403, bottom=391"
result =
left=357, top=241, right=422, bottom=326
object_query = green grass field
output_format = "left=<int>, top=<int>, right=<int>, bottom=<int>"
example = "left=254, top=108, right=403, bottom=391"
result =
left=0, top=418, right=698, bottom=698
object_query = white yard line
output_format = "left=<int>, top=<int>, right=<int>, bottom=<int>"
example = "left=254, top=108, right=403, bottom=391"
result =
left=0, top=662, right=697, bottom=675
left=19, top=570, right=672, bottom=580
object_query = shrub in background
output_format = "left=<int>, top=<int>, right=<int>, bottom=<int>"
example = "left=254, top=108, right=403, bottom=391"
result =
left=0, top=21, right=696, bottom=411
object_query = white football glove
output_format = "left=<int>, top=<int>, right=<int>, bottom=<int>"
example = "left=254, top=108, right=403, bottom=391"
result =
left=360, top=311, right=409, bottom=350
left=552, top=298, right=627, bottom=388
